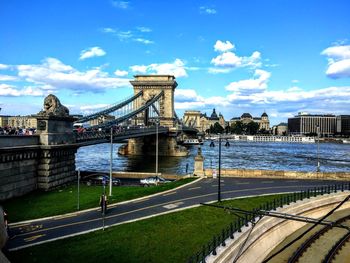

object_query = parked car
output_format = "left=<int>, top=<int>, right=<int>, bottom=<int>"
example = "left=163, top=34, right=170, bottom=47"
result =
left=140, top=176, right=171, bottom=187
left=86, top=175, right=121, bottom=186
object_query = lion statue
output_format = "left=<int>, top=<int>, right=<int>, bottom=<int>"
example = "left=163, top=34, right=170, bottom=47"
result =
left=38, top=94, right=69, bottom=117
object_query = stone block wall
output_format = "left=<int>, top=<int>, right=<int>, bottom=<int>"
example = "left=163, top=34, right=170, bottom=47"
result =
left=0, top=148, right=39, bottom=201
left=37, top=147, right=77, bottom=190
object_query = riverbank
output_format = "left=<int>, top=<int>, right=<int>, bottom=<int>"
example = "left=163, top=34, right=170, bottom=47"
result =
left=203, top=168, right=350, bottom=181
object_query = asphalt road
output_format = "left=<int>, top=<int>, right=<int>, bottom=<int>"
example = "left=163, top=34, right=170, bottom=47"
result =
left=6, top=177, right=348, bottom=251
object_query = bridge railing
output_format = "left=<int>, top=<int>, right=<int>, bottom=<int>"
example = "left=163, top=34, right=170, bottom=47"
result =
left=187, top=183, right=350, bottom=263
left=74, top=125, right=169, bottom=142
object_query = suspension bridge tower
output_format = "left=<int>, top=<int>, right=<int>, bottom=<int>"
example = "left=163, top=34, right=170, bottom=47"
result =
left=119, top=75, right=188, bottom=157
left=130, top=75, right=177, bottom=128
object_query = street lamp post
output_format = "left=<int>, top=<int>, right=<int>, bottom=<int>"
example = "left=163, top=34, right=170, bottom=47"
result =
left=316, top=125, right=320, bottom=172
left=156, top=118, right=159, bottom=177
left=109, top=127, right=113, bottom=196
left=218, top=135, right=222, bottom=202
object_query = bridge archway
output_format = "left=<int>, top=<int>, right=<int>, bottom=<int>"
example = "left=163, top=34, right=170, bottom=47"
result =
left=130, top=75, right=177, bottom=128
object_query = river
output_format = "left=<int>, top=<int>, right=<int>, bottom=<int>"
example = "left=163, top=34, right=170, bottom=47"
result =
left=76, top=140, right=350, bottom=174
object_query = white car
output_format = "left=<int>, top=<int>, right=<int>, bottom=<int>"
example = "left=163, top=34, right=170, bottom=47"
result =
left=140, top=176, right=170, bottom=187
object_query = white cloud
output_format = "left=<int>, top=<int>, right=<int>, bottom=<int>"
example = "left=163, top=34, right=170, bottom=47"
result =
left=80, top=104, right=109, bottom=111
left=117, top=31, right=133, bottom=40
left=114, top=69, right=128, bottom=77
left=214, top=40, right=234, bottom=52
left=134, top=38, right=154, bottom=45
left=130, top=59, right=188, bottom=78
left=0, top=64, right=9, bottom=70
left=101, top=27, right=116, bottom=33
left=211, top=52, right=242, bottom=68
left=17, top=57, right=130, bottom=92
left=199, top=6, right=217, bottom=15
left=136, top=26, right=152, bottom=33
left=0, top=84, right=44, bottom=97
left=208, top=68, right=232, bottom=74
left=210, top=41, right=262, bottom=71
left=0, top=74, right=18, bottom=81
left=225, top=69, right=271, bottom=93
left=79, top=47, right=106, bottom=60
left=111, top=1, right=129, bottom=9
left=321, top=45, right=350, bottom=78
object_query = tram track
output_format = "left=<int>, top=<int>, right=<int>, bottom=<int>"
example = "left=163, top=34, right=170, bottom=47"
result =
left=288, top=215, right=350, bottom=263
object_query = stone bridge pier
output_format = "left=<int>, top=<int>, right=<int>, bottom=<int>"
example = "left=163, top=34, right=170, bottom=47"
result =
left=35, top=115, right=78, bottom=190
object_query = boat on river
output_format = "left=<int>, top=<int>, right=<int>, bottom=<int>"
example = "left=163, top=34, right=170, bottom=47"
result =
left=182, top=138, right=203, bottom=145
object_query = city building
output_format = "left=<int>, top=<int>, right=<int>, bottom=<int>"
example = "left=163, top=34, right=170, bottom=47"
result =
left=230, top=112, right=270, bottom=131
left=88, top=114, right=115, bottom=126
left=0, top=115, right=37, bottom=128
left=272, top=123, right=288, bottom=135
left=288, top=113, right=336, bottom=136
left=336, top=115, right=350, bottom=136
left=199, top=108, right=226, bottom=132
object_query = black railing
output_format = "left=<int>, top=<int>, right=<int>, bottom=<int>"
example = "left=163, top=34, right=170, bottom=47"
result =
left=187, top=183, right=350, bottom=263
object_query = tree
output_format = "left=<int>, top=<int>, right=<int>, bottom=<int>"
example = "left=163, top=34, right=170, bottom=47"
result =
left=245, top=122, right=259, bottom=135
left=231, top=121, right=244, bottom=134
left=210, top=122, right=224, bottom=134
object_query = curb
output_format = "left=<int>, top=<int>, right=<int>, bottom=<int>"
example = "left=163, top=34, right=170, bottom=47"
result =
left=9, top=177, right=203, bottom=227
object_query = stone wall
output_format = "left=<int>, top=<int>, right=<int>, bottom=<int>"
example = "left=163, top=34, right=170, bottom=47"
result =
left=37, top=146, right=77, bottom=190
left=204, top=168, right=350, bottom=181
left=0, top=147, right=39, bottom=201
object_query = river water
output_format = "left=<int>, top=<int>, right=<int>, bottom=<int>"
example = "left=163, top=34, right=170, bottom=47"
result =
left=76, top=141, right=350, bottom=174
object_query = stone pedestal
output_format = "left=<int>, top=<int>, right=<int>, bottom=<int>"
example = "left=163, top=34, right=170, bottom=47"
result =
left=35, top=115, right=78, bottom=190
left=35, top=116, right=76, bottom=145
left=194, top=147, right=205, bottom=177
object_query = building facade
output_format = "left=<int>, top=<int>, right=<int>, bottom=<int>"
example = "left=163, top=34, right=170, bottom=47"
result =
left=288, top=113, right=336, bottom=135
left=183, top=109, right=226, bottom=133
left=336, top=115, right=350, bottom=136
left=0, top=115, right=38, bottom=128
left=230, top=112, right=270, bottom=131
left=272, top=123, right=288, bottom=135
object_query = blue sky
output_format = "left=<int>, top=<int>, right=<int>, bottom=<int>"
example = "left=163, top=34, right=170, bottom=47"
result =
left=0, top=0, right=349, bottom=125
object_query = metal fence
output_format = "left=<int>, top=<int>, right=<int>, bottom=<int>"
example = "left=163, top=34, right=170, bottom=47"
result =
left=187, top=183, right=350, bottom=263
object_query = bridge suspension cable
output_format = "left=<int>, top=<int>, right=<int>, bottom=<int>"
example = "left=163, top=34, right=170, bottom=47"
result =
left=92, top=90, right=164, bottom=129
left=77, top=91, right=143, bottom=123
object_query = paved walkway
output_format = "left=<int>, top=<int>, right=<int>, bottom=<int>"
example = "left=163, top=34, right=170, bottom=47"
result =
left=6, top=177, right=345, bottom=251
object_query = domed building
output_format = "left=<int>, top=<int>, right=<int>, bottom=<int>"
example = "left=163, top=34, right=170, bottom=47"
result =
left=229, top=112, right=270, bottom=131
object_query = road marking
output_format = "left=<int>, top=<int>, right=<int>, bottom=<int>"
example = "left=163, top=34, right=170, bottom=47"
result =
left=286, top=180, right=298, bottom=183
left=10, top=184, right=323, bottom=241
left=53, top=213, right=78, bottom=220
left=261, top=181, right=274, bottom=184
left=24, top=234, right=46, bottom=242
left=12, top=223, right=29, bottom=228
left=132, top=198, right=149, bottom=203
left=163, top=202, right=184, bottom=209
left=188, top=187, right=201, bottom=190
left=163, top=191, right=176, bottom=196
left=236, top=182, right=250, bottom=185
left=212, top=184, right=225, bottom=187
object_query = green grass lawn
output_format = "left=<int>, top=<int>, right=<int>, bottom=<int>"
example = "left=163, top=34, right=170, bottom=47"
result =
left=1, top=178, right=195, bottom=223
left=6, top=194, right=285, bottom=263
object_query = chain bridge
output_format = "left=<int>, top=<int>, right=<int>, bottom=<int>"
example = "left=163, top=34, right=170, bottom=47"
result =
left=74, top=75, right=197, bottom=154
left=0, top=75, right=198, bottom=199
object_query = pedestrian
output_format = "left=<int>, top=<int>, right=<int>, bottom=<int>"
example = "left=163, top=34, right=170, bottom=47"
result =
left=99, top=194, right=108, bottom=215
